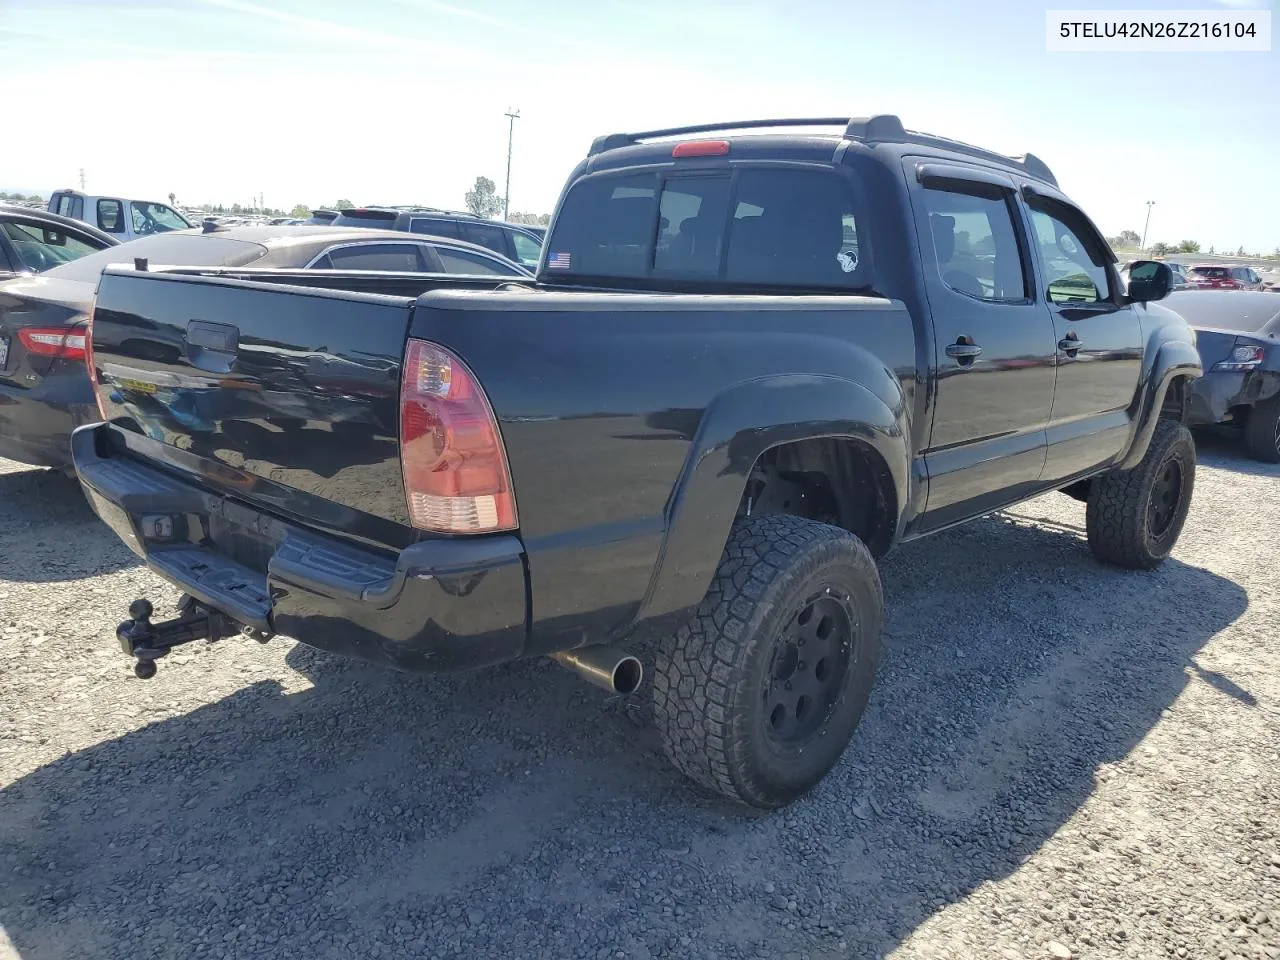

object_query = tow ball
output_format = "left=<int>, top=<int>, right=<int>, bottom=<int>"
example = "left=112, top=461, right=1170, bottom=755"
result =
left=116, top=595, right=267, bottom=679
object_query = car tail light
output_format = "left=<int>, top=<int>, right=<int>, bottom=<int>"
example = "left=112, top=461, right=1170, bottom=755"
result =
left=1212, top=342, right=1265, bottom=372
left=672, top=139, right=730, bottom=158
left=399, top=338, right=517, bottom=534
left=17, top=326, right=87, bottom=360
left=84, top=308, right=108, bottom=420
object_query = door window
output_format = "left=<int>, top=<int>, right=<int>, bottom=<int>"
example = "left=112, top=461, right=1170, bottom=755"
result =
left=459, top=222, right=509, bottom=256
left=132, top=202, right=189, bottom=233
left=322, top=243, right=427, bottom=271
left=97, top=199, right=125, bottom=233
left=2, top=221, right=101, bottom=272
left=920, top=185, right=1027, bottom=301
left=434, top=246, right=517, bottom=275
left=511, top=230, right=541, bottom=267
left=1028, top=204, right=1112, bottom=304
left=409, top=218, right=461, bottom=238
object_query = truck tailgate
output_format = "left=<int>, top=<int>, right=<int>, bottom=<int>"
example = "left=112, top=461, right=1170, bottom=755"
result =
left=89, top=269, right=416, bottom=536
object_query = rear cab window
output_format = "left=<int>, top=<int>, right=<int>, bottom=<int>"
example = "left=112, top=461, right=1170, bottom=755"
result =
left=543, top=165, right=870, bottom=291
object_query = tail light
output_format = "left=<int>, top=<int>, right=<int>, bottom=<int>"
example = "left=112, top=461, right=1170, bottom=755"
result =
left=399, top=338, right=517, bottom=534
left=85, top=308, right=108, bottom=420
left=17, top=326, right=87, bottom=360
left=1212, top=342, right=1265, bottom=372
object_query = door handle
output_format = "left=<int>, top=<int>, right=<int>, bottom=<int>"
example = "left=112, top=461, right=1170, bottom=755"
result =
left=1058, top=335, right=1083, bottom=354
left=945, top=340, right=983, bottom=363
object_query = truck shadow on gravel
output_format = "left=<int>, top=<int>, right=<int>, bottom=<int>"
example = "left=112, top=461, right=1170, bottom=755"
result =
left=0, top=509, right=1249, bottom=960
left=0, top=467, right=140, bottom=583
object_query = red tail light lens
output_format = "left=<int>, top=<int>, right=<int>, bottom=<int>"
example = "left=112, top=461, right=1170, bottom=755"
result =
left=672, top=139, right=730, bottom=158
left=399, top=338, right=517, bottom=534
left=17, top=326, right=87, bottom=360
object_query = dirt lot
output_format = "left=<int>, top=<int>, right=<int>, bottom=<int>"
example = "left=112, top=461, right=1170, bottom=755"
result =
left=1, top=437, right=1277, bottom=960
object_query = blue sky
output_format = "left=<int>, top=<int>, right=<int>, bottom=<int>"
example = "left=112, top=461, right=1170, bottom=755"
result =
left=1, top=0, right=1276, bottom=250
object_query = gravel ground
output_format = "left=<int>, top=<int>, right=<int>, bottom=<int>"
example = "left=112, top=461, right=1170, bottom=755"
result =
left=1, top=435, right=1277, bottom=960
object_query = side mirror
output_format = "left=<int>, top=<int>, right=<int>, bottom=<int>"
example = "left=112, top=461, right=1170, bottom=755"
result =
left=1125, top=260, right=1172, bottom=303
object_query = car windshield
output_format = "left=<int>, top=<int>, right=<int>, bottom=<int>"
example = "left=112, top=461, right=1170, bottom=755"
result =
left=42, top=233, right=267, bottom=282
left=131, top=202, right=190, bottom=232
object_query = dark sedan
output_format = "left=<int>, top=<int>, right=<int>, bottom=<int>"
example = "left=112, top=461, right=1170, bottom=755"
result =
left=1171, top=290, right=1280, bottom=462
left=0, top=225, right=530, bottom=469
left=0, top=204, right=118, bottom=281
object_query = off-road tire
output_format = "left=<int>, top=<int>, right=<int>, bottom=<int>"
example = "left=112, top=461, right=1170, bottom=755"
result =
left=1243, top=395, right=1280, bottom=463
left=1086, top=419, right=1196, bottom=569
left=652, top=514, right=883, bottom=809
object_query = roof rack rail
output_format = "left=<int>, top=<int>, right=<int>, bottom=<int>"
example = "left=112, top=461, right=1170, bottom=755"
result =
left=588, top=114, right=1057, bottom=187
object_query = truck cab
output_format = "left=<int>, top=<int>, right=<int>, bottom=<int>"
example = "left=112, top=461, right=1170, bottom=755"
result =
left=48, top=191, right=192, bottom=242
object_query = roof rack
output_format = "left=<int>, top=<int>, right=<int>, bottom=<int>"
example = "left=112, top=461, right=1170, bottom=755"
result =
left=587, top=114, right=1057, bottom=187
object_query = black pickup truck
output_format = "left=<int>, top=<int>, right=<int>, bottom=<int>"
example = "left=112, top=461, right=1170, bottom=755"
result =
left=74, top=116, right=1201, bottom=809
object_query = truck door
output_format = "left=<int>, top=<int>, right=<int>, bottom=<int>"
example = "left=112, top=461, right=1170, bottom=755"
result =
left=1019, top=187, right=1144, bottom=483
left=906, top=162, right=1058, bottom=531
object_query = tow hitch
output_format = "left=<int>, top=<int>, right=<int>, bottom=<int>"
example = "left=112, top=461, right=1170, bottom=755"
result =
left=116, top=595, right=272, bottom=679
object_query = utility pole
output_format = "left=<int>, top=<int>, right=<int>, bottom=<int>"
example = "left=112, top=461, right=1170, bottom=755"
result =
left=503, top=108, right=520, bottom=221
left=1141, top=200, right=1156, bottom=253
left=79, top=168, right=86, bottom=190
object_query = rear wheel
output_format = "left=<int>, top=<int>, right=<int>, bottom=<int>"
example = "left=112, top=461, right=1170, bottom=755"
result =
left=1243, top=395, right=1280, bottom=463
left=1086, top=419, right=1196, bottom=569
left=652, top=514, right=883, bottom=809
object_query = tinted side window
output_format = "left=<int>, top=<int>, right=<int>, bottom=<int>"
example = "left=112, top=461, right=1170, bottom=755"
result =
left=1028, top=204, right=1111, bottom=304
left=511, top=230, right=541, bottom=267
left=324, top=244, right=426, bottom=271
left=920, top=185, right=1027, bottom=301
left=97, top=199, right=125, bottom=233
left=459, top=222, right=509, bottom=256
left=410, top=218, right=461, bottom=239
left=435, top=247, right=516, bottom=276
left=1, top=222, right=101, bottom=272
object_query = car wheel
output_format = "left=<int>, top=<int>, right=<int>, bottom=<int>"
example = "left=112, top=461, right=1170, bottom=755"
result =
left=1086, top=419, right=1196, bottom=569
left=1243, top=395, right=1280, bottom=463
left=652, top=514, right=883, bottom=809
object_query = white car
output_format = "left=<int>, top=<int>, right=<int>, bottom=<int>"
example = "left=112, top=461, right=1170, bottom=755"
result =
left=47, top=190, right=192, bottom=242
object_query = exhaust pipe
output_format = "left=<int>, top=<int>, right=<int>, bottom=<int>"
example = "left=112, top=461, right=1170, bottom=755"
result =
left=552, top=645, right=643, bottom=695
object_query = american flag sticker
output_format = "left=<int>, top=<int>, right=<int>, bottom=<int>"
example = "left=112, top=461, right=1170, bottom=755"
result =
left=548, top=251, right=572, bottom=270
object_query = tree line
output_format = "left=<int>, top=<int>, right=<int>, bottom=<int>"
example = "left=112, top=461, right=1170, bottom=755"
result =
left=1107, top=229, right=1278, bottom=259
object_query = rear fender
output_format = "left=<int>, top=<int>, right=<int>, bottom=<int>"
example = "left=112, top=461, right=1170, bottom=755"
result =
left=634, top=373, right=910, bottom=627
left=1119, top=337, right=1203, bottom=470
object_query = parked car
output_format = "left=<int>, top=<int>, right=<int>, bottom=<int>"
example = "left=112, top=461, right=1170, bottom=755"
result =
left=0, top=204, right=117, bottom=281
left=329, top=206, right=544, bottom=269
left=1186, top=264, right=1266, bottom=291
left=47, top=190, right=193, bottom=242
left=73, top=115, right=1201, bottom=810
left=1169, top=290, right=1280, bottom=461
left=0, top=225, right=529, bottom=469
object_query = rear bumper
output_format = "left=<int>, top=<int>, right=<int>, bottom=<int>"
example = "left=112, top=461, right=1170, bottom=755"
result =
left=0, top=368, right=96, bottom=467
left=72, top=423, right=530, bottom=674
left=1189, top=369, right=1280, bottom=426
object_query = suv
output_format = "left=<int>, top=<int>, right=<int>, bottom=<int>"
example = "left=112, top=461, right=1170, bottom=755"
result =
left=47, top=190, right=192, bottom=242
left=329, top=207, right=544, bottom=269
left=76, top=115, right=1201, bottom=809
left=1188, top=264, right=1265, bottom=290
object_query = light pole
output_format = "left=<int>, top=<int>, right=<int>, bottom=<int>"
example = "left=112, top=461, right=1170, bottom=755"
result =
left=503, top=108, right=520, bottom=221
left=1141, top=200, right=1156, bottom=253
